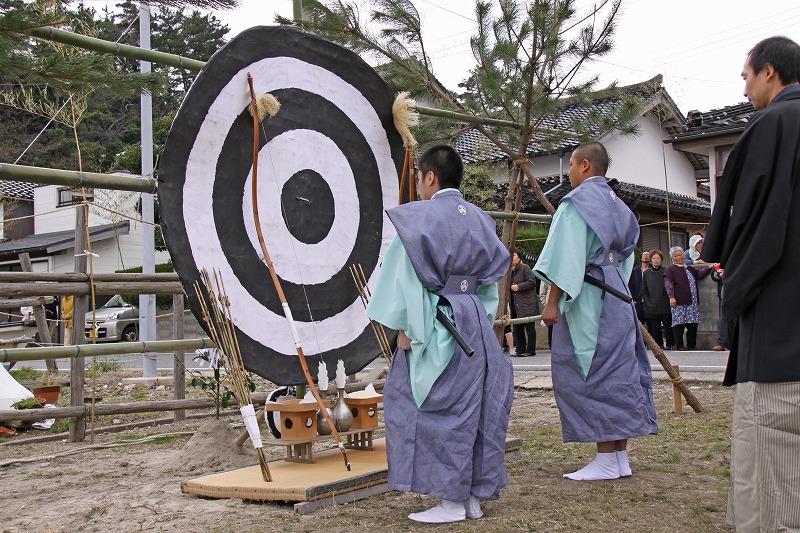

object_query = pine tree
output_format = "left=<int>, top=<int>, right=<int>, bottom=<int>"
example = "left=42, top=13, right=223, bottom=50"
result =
left=281, top=0, right=643, bottom=333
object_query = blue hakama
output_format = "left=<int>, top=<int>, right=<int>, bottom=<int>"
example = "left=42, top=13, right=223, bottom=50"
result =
left=534, top=177, right=658, bottom=443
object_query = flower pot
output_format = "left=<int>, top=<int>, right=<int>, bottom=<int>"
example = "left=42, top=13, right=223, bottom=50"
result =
left=31, top=385, right=60, bottom=405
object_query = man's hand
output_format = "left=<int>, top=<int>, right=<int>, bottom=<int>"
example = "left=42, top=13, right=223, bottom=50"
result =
left=511, top=284, right=519, bottom=292
left=542, top=284, right=563, bottom=326
left=397, top=330, right=411, bottom=351
left=542, top=301, right=559, bottom=325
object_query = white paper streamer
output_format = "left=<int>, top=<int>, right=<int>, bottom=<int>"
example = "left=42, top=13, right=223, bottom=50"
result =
left=318, top=360, right=328, bottom=392
left=336, top=359, right=346, bottom=389
left=239, top=403, right=262, bottom=449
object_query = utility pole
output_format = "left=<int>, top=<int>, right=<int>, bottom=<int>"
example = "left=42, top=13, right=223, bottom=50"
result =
left=140, top=2, right=157, bottom=377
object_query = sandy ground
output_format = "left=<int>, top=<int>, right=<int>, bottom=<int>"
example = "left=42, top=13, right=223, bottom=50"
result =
left=0, top=372, right=735, bottom=532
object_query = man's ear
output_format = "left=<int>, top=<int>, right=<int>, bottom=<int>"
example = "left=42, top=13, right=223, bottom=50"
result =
left=763, top=63, right=778, bottom=83
left=424, top=170, right=436, bottom=186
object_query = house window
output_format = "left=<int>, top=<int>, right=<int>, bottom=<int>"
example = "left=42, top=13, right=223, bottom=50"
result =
left=57, top=187, right=93, bottom=207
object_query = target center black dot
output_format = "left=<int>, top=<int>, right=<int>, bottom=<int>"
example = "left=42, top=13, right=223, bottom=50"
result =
left=280, top=169, right=335, bottom=244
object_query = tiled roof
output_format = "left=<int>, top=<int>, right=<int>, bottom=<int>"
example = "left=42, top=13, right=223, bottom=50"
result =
left=671, top=102, right=755, bottom=142
left=0, top=180, right=35, bottom=201
left=498, top=175, right=711, bottom=217
left=454, top=76, right=676, bottom=164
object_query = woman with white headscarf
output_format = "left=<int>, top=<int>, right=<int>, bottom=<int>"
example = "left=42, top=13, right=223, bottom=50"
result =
left=684, top=234, right=705, bottom=265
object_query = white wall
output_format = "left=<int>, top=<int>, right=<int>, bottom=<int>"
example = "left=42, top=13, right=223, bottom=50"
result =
left=601, top=116, right=698, bottom=197
left=485, top=116, right=699, bottom=198
left=32, top=185, right=169, bottom=273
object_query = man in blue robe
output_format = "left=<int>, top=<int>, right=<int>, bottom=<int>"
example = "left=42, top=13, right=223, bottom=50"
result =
left=366, top=145, right=513, bottom=523
left=534, top=142, right=658, bottom=481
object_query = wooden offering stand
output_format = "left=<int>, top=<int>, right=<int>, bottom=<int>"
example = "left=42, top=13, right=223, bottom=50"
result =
left=344, top=395, right=382, bottom=451
left=261, top=395, right=383, bottom=462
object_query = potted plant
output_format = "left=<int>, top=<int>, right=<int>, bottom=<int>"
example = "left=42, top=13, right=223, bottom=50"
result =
left=6, top=397, right=47, bottom=429
left=31, top=372, right=61, bottom=405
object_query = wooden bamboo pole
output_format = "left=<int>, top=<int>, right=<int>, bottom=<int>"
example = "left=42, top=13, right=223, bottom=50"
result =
left=70, top=204, right=87, bottom=442
left=0, top=393, right=269, bottom=423
left=0, top=338, right=214, bottom=363
left=0, top=163, right=156, bottom=193
left=172, top=293, right=186, bottom=422
left=0, top=273, right=179, bottom=282
left=672, top=365, right=683, bottom=414
left=27, top=26, right=205, bottom=71
left=0, top=281, right=183, bottom=297
left=485, top=211, right=553, bottom=223
left=18, top=253, right=57, bottom=371
left=0, top=296, right=55, bottom=308
left=639, top=322, right=703, bottom=413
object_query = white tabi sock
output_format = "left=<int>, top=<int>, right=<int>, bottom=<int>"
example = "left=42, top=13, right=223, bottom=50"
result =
left=464, top=495, right=483, bottom=519
left=616, top=450, right=632, bottom=477
left=563, top=452, right=620, bottom=481
left=408, top=500, right=466, bottom=523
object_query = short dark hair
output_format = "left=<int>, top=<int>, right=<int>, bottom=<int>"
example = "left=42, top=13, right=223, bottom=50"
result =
left=747, top=36, right=800, bottom=85
left=572, top=141, right=610, bottom=176
left=418, top=145, right=463, bottom=189
left=511, top=247, right=522, bottom=258
left=649, top=249, right=663, bottom=261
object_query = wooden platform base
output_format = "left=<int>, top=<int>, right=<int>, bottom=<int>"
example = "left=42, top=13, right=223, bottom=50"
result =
left=182, top=439, right=389, bottom=503
left=182, top=437, right=524, bottom=513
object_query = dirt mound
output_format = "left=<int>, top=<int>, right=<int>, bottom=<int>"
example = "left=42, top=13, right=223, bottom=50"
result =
left=171, top=419, right=255, bottom=474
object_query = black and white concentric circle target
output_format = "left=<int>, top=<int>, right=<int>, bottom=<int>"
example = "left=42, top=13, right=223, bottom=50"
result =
left=159, top=26, right=403, bottom=385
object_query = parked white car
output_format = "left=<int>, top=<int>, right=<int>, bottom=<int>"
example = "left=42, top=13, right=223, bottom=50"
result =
left=85, top=295, right=139, bottom=342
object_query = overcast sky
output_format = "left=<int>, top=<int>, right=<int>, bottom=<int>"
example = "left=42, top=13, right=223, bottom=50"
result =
left=204, top=0, right=800, bottom=115
left=80, top=1, right=800, bottom=114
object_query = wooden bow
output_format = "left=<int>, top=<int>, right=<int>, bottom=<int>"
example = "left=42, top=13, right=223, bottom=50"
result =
left=246, top=73, right=350, bottom=470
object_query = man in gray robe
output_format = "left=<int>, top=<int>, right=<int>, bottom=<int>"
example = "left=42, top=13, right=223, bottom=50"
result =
left=535, top=142, right=658, bottom=481
left=366, top=145, right=513, bottom=523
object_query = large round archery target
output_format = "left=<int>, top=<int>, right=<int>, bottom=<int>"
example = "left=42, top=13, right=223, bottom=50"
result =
left=159, top=26, right=403, bottom=385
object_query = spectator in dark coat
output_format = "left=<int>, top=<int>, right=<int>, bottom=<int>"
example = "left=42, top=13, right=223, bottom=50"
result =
left=642, top=249, right=674, bottom=349
left=628, top=250, right=649, bottom=324
left=510, top=248, right=539, bottom=356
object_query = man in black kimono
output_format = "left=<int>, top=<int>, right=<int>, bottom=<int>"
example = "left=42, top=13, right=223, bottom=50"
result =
left=701, top=36, right=800, bottom=532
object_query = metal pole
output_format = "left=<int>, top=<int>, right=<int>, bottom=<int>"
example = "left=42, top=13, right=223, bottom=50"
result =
left=140, top=2, right=157, bottom=377
left=293, top=0, right=303, bottom=23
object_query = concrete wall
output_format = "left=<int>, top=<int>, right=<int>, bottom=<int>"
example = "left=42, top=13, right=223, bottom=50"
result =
left=155, top=305, right=205, bottom=341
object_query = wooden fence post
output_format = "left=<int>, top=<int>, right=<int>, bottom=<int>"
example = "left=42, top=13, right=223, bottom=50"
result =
left=18, top=253, right=57, bottom=372
left=69, top=205, right=87, bottom=442
left=173, top=293, right=186, bottom=421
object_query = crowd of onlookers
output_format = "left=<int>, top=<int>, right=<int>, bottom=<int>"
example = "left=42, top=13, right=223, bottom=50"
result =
left=629, top=233, right=733, bottom=351
left=506, top=235, right=734, bottom=354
